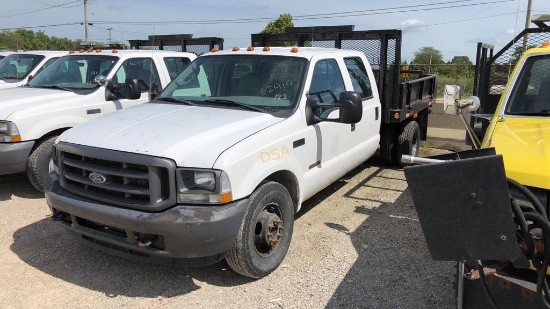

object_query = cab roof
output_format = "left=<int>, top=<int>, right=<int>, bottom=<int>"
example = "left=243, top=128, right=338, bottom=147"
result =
left=203, top=46, right=364, bottom=60
left=64, top=49, right=196, bottom=58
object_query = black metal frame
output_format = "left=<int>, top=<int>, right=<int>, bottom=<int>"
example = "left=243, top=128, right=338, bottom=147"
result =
left=129, top=34, right=224, bottom=54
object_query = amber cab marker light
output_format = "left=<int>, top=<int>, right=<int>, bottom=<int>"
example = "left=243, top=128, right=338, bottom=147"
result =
left=69, top=50, right=75, bottom=54
left=111, top=49, right=118, bottom=53
left=211, top=47, right=220, bottom=52
left=232, top=46, right=240, bottom=51
left=79, top=49, right=85, bottom=53
left=291, top=47, right=299, bottom=53
left=96, top=48, right=101, bottom=53
left=247, top=46, right=254, bottom=51
left=263, top=46, right=270, bottom=51
left=542, top=42, right=550, bottom=47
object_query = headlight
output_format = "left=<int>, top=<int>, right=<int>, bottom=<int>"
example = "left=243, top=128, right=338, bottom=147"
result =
left=0, top=121, right=21, bottom=142
left=48, top=144, right=59, bottom=175
left=176, top=168, right=232, bottom=204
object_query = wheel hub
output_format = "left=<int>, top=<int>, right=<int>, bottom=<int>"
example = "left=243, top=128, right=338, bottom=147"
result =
left=255, top=208, right=285, bottom=255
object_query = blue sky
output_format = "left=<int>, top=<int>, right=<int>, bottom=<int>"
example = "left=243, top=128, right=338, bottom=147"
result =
left=1, top=0, right=549, bottom=62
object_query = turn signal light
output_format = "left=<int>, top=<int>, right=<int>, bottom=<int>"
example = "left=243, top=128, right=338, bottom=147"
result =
left=542, top=42, right=550, bottom=47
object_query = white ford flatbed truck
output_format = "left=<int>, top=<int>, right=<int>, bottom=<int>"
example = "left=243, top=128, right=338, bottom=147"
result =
left=0, top=49, right=196, bottom=191
left=0, top=51, right=66, bottom=89
left=45, top=43, right=432, bottom=278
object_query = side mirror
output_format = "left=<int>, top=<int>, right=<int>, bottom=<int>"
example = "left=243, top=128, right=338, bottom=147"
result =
left=149, top=81, right=159, bottom=101
left=124, top=78, right=141, bottom=100
left=443, top=85, right=461, bottom=115
left=94, top=74, right=109, bottom=86
left=306, top=91, right=363, bottom=125
left=339, top=91, right=363, bottom=123
left=444, top=85, right=481, bottom=115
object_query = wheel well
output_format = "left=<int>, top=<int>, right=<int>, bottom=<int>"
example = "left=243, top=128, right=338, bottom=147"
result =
left=261, top=170, right=299, bottom=212
left=32, top=128, right=69, bottom=151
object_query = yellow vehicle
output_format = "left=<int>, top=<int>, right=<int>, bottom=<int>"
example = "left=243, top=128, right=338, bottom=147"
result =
left=481, top=42, right=550, bottom=198
left=403, top=24, right=550, bottom=308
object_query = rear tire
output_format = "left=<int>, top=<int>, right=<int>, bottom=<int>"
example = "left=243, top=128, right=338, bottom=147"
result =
left=398, top=121, right=420, bottom=166
left=379, top=125, right=399, bottom=165
left=26, top=135, right=57, bottom=193
left=226, top=181, right=294, bottom=278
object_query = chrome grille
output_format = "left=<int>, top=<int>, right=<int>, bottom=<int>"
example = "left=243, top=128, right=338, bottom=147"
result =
left=57, top=143, right=176, bottom=211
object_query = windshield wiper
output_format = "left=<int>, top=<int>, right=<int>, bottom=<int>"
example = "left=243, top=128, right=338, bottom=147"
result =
left=203, top=99, right=266, bottom=113
left=156, top=97, right=196, bottom=106
left=38, top=85, right=74, bottom=92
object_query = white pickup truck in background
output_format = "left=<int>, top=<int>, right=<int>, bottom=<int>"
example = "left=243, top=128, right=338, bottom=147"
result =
left=0, top=49, right=196, bottom=191
left=0, top=51, right=66, bottom=89
left=45, top=46, right=381, bottom=278
left=0, top=51, right=13, bottom=60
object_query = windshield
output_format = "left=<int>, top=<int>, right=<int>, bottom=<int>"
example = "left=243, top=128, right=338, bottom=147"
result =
left=0, top=54, right=45, bottom=79
left=28, top=54, right=118, bottom=91
left=506, top=54, right=550, bottom=115
left=158, top=55, right=307, bottom=116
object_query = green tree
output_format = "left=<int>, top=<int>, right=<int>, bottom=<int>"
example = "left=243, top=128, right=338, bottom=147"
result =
left=0, top=29, right=81, bottom=51
left=411, top=46, right=444, bottom=74
left=412, top=46, right=444, bottom=64
left=260, top=13, right=294, bottom=34
left=450, top=56, right=472, bottom=65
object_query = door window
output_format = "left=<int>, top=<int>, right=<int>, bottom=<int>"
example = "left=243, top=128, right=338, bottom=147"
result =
left=344, top=57, right=373, bottom=99
left=112, top=57, right=161, bottom=98
left=163, top=57, right=191, bottom=81
left=308, top=59, right=345, bottom=104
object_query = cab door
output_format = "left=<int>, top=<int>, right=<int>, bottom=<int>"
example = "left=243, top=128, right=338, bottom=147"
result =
left=300, top=57, right=357, bottom=197
left=489, top=54, right=550, bottom=189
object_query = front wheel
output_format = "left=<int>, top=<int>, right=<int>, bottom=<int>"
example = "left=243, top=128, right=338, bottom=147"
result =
left=226, top=181, right=294, bottom=278
left=26, top=135, right=57, bottom=192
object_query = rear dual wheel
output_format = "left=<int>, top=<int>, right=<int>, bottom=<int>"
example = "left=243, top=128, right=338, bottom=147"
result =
left=398, top=121, right=421, bottom=162
left=380, top=121, right=420, bottom=166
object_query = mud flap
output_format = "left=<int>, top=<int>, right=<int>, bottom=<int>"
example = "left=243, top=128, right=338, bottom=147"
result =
left=404, top=149, right=518, bottom=261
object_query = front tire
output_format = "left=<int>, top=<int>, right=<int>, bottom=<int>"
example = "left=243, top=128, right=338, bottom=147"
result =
left=226, top=181, right=294, bottom=278
left=27, top=135, right=57, bottom=192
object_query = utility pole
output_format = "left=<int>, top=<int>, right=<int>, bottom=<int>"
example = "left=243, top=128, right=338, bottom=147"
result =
left=107, top=28, right=112, bottom=43
left=83, top=0, right=89, bottom=43
left=523, top=0, right=533, bottom=50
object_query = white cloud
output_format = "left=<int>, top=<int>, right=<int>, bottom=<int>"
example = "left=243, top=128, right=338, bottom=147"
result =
left=108, top=4, right=130, bottom=10
left=400, top=19, right=426, bottom=33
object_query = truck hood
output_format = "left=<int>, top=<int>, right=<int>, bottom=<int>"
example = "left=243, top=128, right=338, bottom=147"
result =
left=59, top=103, right=284, bottom=168
left=0, top=79, right=25, bottom=89
left=0, top=87, right=77, bottom=119
left=491, top=118, right=550, bottom=189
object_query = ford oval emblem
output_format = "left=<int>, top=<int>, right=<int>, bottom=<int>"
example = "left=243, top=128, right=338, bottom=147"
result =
left=89, top=172, right=108, bottom=184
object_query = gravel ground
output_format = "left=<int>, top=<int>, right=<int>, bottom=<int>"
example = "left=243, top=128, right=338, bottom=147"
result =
left=0, top=147, right=457, bottom=309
